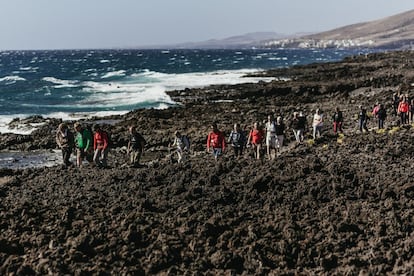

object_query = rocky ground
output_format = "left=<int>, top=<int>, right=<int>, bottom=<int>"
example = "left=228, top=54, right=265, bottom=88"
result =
left=1, top=50, right=414, bottom=274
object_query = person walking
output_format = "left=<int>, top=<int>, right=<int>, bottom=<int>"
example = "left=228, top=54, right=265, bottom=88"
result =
left=275, top=116, right=285, bottom=152
left=358, top=106, right=369, bottom=133
left=171, top=131, right=190, bottom=163
left=247, top=122, right=264, bottom=160
left=312, top=109, right=323, bottom=139
left=74, top=122, right=92, bottom=167
left=228, top=123, right=246, bottom=158
left=127, top=126, right=146, bottom=167
left=93, top=124, right=109, bottom=168
left=207, top=123, right=226, bottom=161
left=265, top=115, right=278, bottom=160
left=56, top=123, right=74, bottom=167
left=377, top=104, right=387, bottom=129
left=398, top=97, right=409, bottom=125
left=332, top=107, right=344, bottom=134
left=290, top=112, right=302, bottom=143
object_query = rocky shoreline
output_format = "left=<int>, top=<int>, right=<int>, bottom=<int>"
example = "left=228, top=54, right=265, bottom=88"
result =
left=1, top=50, right=414, bottom=274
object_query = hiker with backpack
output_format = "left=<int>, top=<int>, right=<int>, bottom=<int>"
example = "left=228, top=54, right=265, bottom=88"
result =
left=56, top=123, right=74, bottom=167
left=127, top=125, right=146, bottom=167
left=207, top=123, right=226, bottom=161
left=74, top=122, right=93, bottom=167
left=93, top=124, right=110, bottom=168
left=171, top=130, right=190, bottom=163
left=228, top=123, right=246, bottom=158
left=377, top=103, right=387, bottom=129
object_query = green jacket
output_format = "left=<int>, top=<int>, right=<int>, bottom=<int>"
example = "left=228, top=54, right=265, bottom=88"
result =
left=75, top=128, right=92, bottom=150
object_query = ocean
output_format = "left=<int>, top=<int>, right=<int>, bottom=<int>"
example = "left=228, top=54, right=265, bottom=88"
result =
left=0, top=48, right=374, bottom=134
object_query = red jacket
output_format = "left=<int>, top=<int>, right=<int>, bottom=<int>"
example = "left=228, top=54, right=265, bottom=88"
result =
left=398, top=101, right=409, bottom=113
left=249, top=129, right=264, bottom=145
left=207, top=131, right=225, bottom=150
left=94, top=130, right=108, bottom=150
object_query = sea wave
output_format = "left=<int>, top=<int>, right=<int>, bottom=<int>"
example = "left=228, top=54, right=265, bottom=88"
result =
left=42, top=77, right=79, bottom=88
left=101, top=70, right=126, bottom=79
left=0, top=75, right=26, bottom=84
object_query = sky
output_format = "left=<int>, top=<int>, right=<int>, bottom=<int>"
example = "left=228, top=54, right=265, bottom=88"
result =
left=0, top=0, right=413, bottom=50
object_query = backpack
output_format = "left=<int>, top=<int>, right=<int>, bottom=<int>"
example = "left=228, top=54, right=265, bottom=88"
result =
left=102, top=130, right=113, bottom=148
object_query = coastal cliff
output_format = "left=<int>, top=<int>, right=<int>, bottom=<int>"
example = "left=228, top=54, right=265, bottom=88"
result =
left=1, top=51, right=414, bottom=274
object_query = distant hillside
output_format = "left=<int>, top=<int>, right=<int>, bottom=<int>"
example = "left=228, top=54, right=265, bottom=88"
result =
left=264, top=9, right=414, bottom=49
left=137, top=32, right=290, bottom=49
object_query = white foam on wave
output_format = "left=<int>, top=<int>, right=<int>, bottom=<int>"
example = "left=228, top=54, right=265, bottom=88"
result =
left=0, top=114, right=45, bottom=135
left=101, top=70, right=126, bottom=79
left=42, top=77, right=79, bottom=88
left=131, top=68, right=274, bottom=90
left=0, top=76, right=26, bottom=84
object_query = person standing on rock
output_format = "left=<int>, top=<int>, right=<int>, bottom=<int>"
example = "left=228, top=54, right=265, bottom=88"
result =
left=392, top=93, right=400, bottom=116
left=275, top=116, right=285, bottom=152
left=171, top=130, right=190, bottom=163
left=207, top=123, right=226, bottom=161
left=398, top=97, right=409, bottom=125
left=312, top=109, right=323, bottom=139
left=93, top=124, right=109, bottom=168
left=298, top=111, right=307, bottom=141
left=358, top=105, right=369, bottom=133
left=377, top=104, right=387, bottom=129
left=74, top=122, right=93, bottom=167
left=227, top=123, right=246, bottom=158
left=127, top=126, right=146, bottom=167
left=332, top=107, right=344, bottom=135
left=290, top=112, right=301, bottom=143
left=247, top=122, right=264, bottom=160
left=56, top=123, right=74, bottom=167
left=265, top=115, right=278, bottom=160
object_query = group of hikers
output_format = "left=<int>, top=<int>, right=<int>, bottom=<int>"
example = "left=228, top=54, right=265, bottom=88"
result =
left=56, top=123, right=146, bottom=168
left=55, top=93, right=411, bottom=166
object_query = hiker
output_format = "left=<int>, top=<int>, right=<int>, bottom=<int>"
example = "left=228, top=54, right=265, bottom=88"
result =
left=358, top=105, right=369, bottom=133
left=247, top=122, right=264, bottom=160
left=312, top=109, right=323, bottom=139
left=298, top=111, right=307, bottom=142
left=332, top=107, right=344, bottom=134
left=398, top=97, right=409, bottom=125
left=265, top=115, right=278, bottom=160
left=227, top=123, right=246, bottom=158
left=410, top=99, right=414, bottom=123
left=377, top=104, right=387, bottom=129
left=275, top=116, right=285, bottom=151
left=93, top=124, right=109, bottom=168
left=206, top=123, right=226, bottom=161
left=372, top=102, right=380, bottom=118
left=127, top=126, right=146, bottom=167
left=74, top=122, right=93, bottom=167
left=290, top=112, right=301, bottom=143
left=392, top=93, right=399, bottom=116
left=171, top=130, right=190, bottom=163
left=56, top=123, right=74, bottom=167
